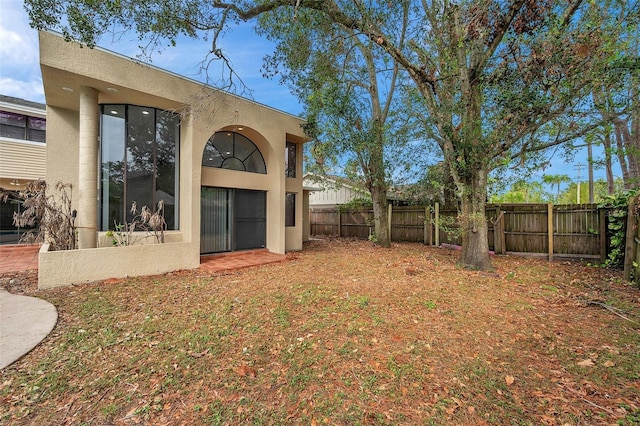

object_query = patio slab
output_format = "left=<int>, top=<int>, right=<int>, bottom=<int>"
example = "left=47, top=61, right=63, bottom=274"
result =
left=200, top=249, right=286, bottom=272
left=0, top=244, right=39, bottom=273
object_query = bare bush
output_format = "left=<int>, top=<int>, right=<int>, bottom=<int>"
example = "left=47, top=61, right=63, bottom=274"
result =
left=106, top=200, right=167, bottom=246
left=0, top=180, right=76, bottom=251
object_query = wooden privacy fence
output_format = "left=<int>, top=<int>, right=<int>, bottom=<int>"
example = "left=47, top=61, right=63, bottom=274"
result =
left=311, top=203, right=613, bottom=262
left=623, top=196, right=640, bottom=285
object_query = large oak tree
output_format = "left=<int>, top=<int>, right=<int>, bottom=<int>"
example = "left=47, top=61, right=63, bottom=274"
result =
left=257, top=5, right=414, bottom=247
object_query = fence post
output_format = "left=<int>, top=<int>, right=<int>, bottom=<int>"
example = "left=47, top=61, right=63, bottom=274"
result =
left=548, top=203, right=554, bottom=261
left=424, top=206, right=429, bottom=245
left=623, top=196, right=637, bottom=281
left=434, top=202, right=440, bottom=247
left=388, top=204, right=393, bottom=242
left=337, top=209, right=341, bottom=238
left=599, top=208, right=607, bottom=264
left=493, top=206, right=505, bottom=254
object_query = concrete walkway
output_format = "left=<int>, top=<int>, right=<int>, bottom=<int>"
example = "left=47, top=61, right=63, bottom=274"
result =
left=0, top=289, right=57, bottom=369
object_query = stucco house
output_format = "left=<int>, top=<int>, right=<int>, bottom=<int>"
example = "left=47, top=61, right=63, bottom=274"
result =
left=36, top=31, right=310, bottom=288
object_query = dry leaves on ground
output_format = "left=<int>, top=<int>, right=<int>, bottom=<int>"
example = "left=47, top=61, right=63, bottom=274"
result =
left=1, top=237, right=639, bottom=425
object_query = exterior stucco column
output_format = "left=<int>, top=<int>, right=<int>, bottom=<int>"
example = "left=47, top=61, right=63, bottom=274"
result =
left=77, top=86, right=99, bottom=249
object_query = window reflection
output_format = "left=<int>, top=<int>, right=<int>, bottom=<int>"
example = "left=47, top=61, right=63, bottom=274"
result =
left=100, top=104, right=179, bottom=231
left=202, top=131, right=266, bottom=174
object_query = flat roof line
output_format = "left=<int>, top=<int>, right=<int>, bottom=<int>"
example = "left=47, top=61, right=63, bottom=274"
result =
left=42, top=30, right=303, bottom=121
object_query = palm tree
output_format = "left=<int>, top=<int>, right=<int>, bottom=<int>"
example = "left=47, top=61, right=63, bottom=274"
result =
left=542, top=174, right=572, bottom=203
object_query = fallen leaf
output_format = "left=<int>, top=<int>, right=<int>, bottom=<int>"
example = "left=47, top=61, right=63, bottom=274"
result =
left=577, top=359, right=595, bottom=367
left=467, top=406, right=475, bottom=414
left=505, top=375, right=515, bottom=385
left=235, top=365, right=257, bottom=378
left=603, top=360, right=615, bottom=367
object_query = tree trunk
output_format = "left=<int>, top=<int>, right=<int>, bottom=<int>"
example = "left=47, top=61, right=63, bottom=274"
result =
left=367, top=126, right=391, bottom=248
left=603, top=129, right=615, bottom=195
left=458, top=168, right=493, bottom=270
left=587, top=139, right=594, bottom=203
left=370, top=184, right=390, bottom=248
left=614, top=123, right=631, bottom=189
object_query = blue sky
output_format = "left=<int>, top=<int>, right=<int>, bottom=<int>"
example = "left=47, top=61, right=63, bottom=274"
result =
left=0, top=0, right=619, bottom=189
left=0, top=0, right=303, bottom=115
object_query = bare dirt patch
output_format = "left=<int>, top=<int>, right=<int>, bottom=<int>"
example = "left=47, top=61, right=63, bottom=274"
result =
left=1, top=238, right=639, bottom=425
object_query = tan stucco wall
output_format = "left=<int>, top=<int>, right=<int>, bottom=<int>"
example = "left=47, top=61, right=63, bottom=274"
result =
left=38, top=31, right=309, bottom=287
left=38, top=242, right=199, bottom=289
left=303, top=190, right=311, bottom=242
left=44, top=107, right=79, bottom=189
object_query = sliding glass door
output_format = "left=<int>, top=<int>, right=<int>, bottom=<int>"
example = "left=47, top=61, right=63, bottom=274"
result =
left=200, top=187, right=266, bottom=254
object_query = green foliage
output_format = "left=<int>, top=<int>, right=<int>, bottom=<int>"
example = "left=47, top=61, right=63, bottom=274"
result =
left=402, top=162, right=458, bottom=207
left=434, top=214, right=462, bottom=241
left=490, top=180, right=551, bottom=204
left=542, top=174, right=572, bottom=202
left=556, top=180, right=618, bottom=204
left=256, top=4, right=414, bottom=249
left=598, top=189, right=640, bottom=268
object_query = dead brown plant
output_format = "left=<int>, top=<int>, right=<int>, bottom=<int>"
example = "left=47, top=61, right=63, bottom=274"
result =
left=0, top=180, right=76, bottom=251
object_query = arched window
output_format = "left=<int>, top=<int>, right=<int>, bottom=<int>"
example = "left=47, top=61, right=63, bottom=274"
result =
left=202, top=132, right=266, bottom=174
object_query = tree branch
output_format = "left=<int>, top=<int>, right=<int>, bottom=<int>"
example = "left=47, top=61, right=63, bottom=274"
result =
left=473, top=0, right=526, bottom=73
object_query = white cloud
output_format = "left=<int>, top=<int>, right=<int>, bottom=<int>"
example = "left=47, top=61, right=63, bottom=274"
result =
left=0, top=77, right=45, bottom=102
left=0, top=0, right=42, bottom=101
left=0, top=0, right=39, bottom=65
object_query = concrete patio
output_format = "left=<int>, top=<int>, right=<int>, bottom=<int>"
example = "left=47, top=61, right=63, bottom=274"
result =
left=0, top=243, right=286, bottom=275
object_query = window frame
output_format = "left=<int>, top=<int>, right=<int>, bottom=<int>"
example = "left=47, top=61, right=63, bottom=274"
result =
left=0, top=111, right=46, bottom=143
left=285, top=192, right=296, bottom=227
left=285, top=142, right=297, bottom=178
left=202, top=131, right=266, bottom=174
left=99, top=104, right=180, bottom=231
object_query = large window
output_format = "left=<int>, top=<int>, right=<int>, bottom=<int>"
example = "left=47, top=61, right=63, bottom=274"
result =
left=203, top=131, right=266, bottom=174
left=285, top=193, right=296, bottom=227
left=0, top=111, right=46, bottom=142
left=100, top=105, right=179, bottom=231
left=285, top=142, right=296, bottom=178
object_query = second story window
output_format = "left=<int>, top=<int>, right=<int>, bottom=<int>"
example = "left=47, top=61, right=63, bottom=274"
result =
left=285, top=142, right=296, bottom=178
left=0, top=112, right=46, bottom=143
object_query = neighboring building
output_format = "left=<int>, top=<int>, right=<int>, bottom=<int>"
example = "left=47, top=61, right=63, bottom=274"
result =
left=303, top=172, right=408, bottom=209
left=303, top=173, right=370, bottom=209
left=36, top=31, right=310, bottom=288
left=0, top=95, right=47, bottom=244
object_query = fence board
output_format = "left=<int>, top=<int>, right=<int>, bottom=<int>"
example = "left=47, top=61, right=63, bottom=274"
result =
left=311, top=202, right=613, bottom=262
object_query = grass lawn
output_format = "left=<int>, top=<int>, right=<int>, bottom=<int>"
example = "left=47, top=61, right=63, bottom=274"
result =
left=1, top=238, right=639, bottom=425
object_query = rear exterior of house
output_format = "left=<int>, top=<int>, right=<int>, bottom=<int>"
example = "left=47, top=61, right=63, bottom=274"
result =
left=38, top=31, right=309, bottom=288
